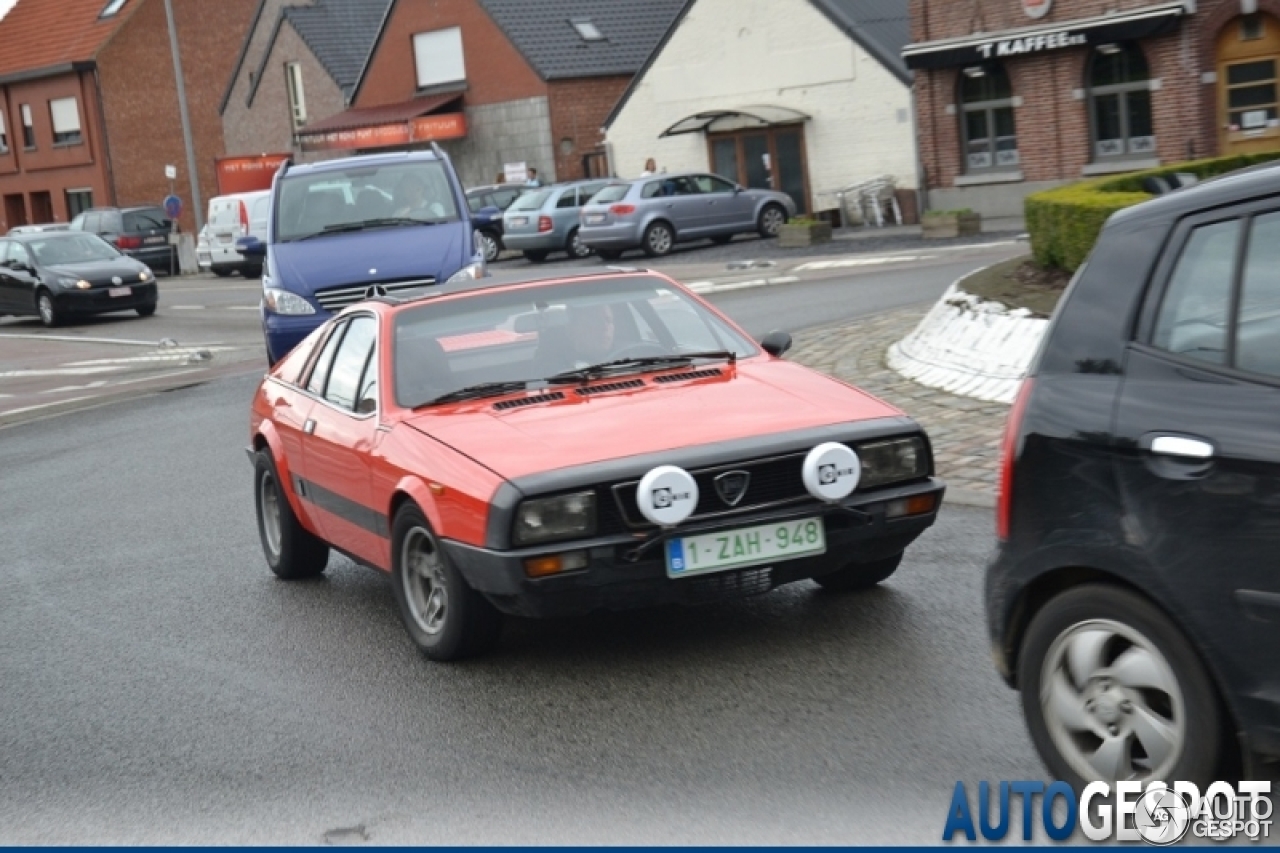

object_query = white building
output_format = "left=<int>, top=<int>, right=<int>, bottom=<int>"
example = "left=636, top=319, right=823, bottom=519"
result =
left=602, top=0, right=917, bottom=221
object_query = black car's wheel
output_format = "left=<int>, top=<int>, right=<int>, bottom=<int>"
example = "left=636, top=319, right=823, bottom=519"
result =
left=597, top=249, right=624, bottom=261
left=253, top=449, right=329, bottom=580
left=243, top=266, right=263, bottom=280
left=478, top=231, right=501, bottom=263
left=523, top=249, right=549, bottom=263
left=813, top=553, right=902, bottom=592
left=642, top=221, right=674, bottom=257
left=136, top=303, right=157, bottom=317
left=757, top=204, right=787, bottom=238
left=390, top=503, right=502, bottom=661
left=711, top=234, right=734, bottom=245
left=1018, top=584, right=1224, bottom=790
left=566, top=227, right=592, bottom=259
left=35, top=289, right=60, bottom=328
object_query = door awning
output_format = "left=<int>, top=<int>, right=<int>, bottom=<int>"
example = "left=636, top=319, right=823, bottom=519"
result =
left=659, top=105, right=810, bottom=138
left=901, top=1, right=1188, bottom=70
left=296, top=93, right=467, bottom=152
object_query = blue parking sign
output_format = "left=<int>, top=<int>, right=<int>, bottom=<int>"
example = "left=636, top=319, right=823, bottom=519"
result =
left=163, top=194, right=182, bottom=220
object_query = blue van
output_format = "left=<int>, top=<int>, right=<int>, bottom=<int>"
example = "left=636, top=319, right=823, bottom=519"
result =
left=241, top=147, right=485, bottom=365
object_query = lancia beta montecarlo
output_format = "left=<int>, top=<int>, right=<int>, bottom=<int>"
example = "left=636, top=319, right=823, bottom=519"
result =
left=248, top=268, right=945, bottom=660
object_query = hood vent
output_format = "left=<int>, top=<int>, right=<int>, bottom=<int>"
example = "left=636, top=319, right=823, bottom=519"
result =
left=493, top=392, right=565, bottom=411
left=653, top=368, right=723, bottom=384
left=574, top=379, right=645, bottom=396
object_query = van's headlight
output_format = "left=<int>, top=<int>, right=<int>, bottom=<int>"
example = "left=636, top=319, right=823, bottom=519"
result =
left=856, top=437, right=929, bottom=489
left=446, top=260, right=487, bottom=284
left=262, top=287, right=315, bottom=315
left=514, top=491, right=596, bottom=545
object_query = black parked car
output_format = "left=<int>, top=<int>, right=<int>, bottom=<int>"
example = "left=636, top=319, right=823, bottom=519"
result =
left=0, top=230, right=157, bottom=326
left=988, top=162, right=1280, bottom=789
left=466, top=183, right=529, bottom=263
left=69, top=205, right=176, bottom=275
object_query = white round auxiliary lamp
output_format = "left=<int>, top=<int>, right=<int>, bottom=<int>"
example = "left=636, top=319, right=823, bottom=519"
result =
left=801, top=442, right=861, bottom=502
left=635, top=465, right=700, bottom=527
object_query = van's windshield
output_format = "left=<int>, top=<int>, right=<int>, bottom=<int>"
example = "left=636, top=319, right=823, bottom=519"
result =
left=275, top=160, right=461, bottom=242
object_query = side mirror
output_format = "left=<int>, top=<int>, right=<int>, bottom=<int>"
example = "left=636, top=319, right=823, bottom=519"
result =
left=760, top=330, right=792, bottom=357
left=237, top=235, right=266, bottom=257
left=733, top=185, right=743, bottom=194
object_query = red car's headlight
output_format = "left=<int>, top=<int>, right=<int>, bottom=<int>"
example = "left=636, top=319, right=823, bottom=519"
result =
left=513, top=491, right=597, bottom=546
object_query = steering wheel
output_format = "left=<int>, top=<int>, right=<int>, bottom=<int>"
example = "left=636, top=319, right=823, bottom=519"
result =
left=609, top=342, right=669, bottom=360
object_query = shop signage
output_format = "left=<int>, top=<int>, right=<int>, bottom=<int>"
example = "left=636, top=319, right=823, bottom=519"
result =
left=298, top=112, right=467, bottom=153
left=976, top=30, right=1086, bottom=59
left=1023, top=0, right=1052, bottom=18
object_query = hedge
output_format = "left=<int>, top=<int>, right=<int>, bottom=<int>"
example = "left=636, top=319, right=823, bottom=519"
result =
left=1025, top=151, right=1280, bottom=272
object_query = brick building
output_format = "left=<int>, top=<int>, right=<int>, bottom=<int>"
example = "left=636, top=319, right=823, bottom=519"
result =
left=602, top=0, right=917, bottom=219
left=221, top=0, right=684, bottom=188
left=905, top=0, right=1280, bottom=218
left=0, top=0, right=255, bottom=233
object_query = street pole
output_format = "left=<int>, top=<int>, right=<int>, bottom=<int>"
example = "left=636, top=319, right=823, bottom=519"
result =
left=163, top=0, right=203, bottom=232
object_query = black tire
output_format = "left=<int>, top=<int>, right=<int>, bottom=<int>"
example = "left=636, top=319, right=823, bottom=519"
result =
left=642, top=221, right=674, bottom=257
left=813, top=553, right=902, bottom=592
left=711, top=234, right=734, bottom=245
left=35, top=289, right=60, bottom=328
left=242, top=266, right=263, bottom=280
left=136, top=303, right=157, bottom=317
left=390, top=503, right=502, bottom=661
left=565, top=227, right=592, bottom=259
left=478, top=231, right=500, bottom=264
left=597, top=249, right=624, bottom=261
left=213, top=268, right=233, bottom=278
left=253, top=449, right=329, bottom=580
left=757, top=204, right=787, bottom=238
left=1018, top=584, right=1224, bottom=790
left=523, top=249, right=549, bottom=263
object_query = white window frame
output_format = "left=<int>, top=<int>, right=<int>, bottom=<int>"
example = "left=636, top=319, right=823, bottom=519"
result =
left=0, top=110, right=8, bottom=153
left=285, top=62, right=307, bottom=129
left=49, top=97, right=82, bottom=145
left=412, top=27, right=466, bottom=90
left=20, top=103, right=34, bottom=149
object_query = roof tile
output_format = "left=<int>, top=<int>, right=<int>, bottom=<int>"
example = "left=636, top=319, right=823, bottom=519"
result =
left=0, top=0, right=132, bottom=79
left=284, top=0, right=392, bottom=98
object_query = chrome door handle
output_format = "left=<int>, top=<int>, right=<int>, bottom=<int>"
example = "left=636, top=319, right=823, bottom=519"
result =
left=303, top=418, right=316, bottom=435
left=1150, top=435, right=1213, bottom=459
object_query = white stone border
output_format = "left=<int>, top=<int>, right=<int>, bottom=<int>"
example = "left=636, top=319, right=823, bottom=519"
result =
left=886, top=267, right=1049, bottom=405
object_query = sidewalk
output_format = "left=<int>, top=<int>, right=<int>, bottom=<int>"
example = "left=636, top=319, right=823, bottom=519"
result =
left=785, top=307, right=1010, bottom=509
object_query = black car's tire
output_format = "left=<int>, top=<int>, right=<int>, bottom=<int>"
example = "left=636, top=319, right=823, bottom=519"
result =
left=597, top=249, right=624, bottom=261
left=813, top=553, right=902, bottom=592
left=566, top=227, right=592, bottom=259
left=1018, top=584, right=1224, bottom=790
left=523, top=249, right=549, bottom=263
left=711, top=234, right=734, bottom=245
left=642, top=221, right=674, bottom=257
left=213, top=268, right=233, bottom=278
left=390, top=503, right=502, bottom=662
left=479, top=231, right=500, bottom=264
left=253, top=449, right=329, bottom=580
left=35, top=289, right=60, bottom=328
left=136, top=303, right=157, bottom=317
left=242, top=266, right=263, bottom=280
left=757, top=204, right=787, bottom=238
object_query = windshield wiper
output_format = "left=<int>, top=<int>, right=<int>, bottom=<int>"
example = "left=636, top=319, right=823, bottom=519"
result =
left=545, top=350, right=736, bottom=384
left=421, top=379, right=547, bottom=407
left=290, top=218, right=437, bottom=241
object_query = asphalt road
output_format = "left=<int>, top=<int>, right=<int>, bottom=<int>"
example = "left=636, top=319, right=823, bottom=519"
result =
left=0, top=371, right=1040, bottom=845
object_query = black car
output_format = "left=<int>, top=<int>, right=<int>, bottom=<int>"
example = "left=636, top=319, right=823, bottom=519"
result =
left=69, top=205, right=176, bottom=275
left=0, top=230, right=157, bottom=326
left=988, top=163, right=1280, bottom=789
left=466, top=183, right=529, bottom=263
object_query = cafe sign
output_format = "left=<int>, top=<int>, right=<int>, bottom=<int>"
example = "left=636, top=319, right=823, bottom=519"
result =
left=976, top=30, right=1086, bottom=59
left=1024, top=0, right=1052, bottom=18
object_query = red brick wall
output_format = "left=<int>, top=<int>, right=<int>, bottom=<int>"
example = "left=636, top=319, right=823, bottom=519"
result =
left=357, top=0, right=545, bottom=108
left=547, top=75, right=628, bottom=180
left=910, top=0, right=1253, bottom=192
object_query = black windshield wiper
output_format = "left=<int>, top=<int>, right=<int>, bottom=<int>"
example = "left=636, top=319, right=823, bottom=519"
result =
left=290, top=218, right=435, bottom=241
left=421, top=379, right=547, bottom=407
left=545, top=350, right=736, bottom=384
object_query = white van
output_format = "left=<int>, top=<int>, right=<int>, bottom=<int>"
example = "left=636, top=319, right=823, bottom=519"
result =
left=206, top=190, right=270, bottom=278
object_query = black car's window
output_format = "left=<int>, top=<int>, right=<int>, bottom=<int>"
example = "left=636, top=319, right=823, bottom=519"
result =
left=0, top=241, right=11, bottom=265
left=1236, top=210, right=1280, bottom=378
left=1151, top=219, right=1240, bottom=365
left=9, top=242, right=32, bottom=267
left=694, top=175, right=735, bottom=194
left=555, top=189, right=578, bottom=209
left=101, top=212, right=123, bottom=234
left=324, top=315, right=376, bottom=412
left=306, top=321, right=347, bottom=397
left=590, top=184, right=629, bottom=204
left=124, top=209, right=167, bottom=232
left=466, top=195, right=485, bottom=214
left=29, top=233, right=119, bottom=265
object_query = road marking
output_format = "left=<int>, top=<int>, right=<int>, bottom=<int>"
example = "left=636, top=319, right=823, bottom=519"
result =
left=0, top=366, right=125, bottom=377
left=227, top=305, right=260, bottom=310
left=0, top=396, right=95, bottom=417
left=67, top=348, right=234, bottom=366
left=169, top=305, right=206, bottom=310
left=0, top=333, right=172, bottom=346
left=791, top=256, right=921, bottom=271
left=42, top=380, right=109, bottom=394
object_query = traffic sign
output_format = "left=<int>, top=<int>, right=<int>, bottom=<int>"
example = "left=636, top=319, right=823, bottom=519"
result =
left=163, top=194, right=182, bottom=220
left=164, top=164, right=177, bottom=180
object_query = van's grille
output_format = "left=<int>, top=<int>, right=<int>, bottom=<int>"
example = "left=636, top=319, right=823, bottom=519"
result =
left=314, top=277, right=436, bottom=311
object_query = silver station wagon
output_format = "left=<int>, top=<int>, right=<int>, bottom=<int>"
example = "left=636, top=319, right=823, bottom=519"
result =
left=578, top=172, right=797, bottom=259
left=501, top=179, right=611, bottom=262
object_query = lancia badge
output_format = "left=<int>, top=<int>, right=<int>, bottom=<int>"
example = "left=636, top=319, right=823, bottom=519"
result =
left=714, top=470, right=751, bottom=507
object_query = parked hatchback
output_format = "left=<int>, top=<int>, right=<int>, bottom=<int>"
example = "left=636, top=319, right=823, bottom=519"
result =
left=69, top=206, right=175, bottom=275
left=501, top=179, right=610, bottom=262
left=0, top=230, right=156, bottom=326
left=989, top=163, right=1280, bottom=789
left=579, top=172, right=795, bottom=259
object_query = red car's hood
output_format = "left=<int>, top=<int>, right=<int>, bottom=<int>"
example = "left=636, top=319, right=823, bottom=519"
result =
left=402, top=360, right=903, bottom=480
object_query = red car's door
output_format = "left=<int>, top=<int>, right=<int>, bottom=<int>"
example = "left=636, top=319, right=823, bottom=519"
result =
left=296, top=313, right=384, bottom=565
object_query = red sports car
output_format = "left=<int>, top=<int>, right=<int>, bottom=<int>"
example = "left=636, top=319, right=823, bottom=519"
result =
left=248, top=268, right=945, bottom=660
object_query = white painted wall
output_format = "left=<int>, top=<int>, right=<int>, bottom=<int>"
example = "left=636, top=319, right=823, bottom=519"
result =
left=605, top=0, right=917, bottom=212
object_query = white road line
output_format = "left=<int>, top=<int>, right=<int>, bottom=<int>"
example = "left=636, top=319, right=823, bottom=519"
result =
left=0, top=366, right=125, bottom=377
left=42, top=380, right=109, bottom=394
left=67, top=348, right=233, bottom=366
left=227, top=305, right=260, bottom=310
left=0, top=396, right=95, bottom=417
left=0, top=333, right=169, bottom=346
left=169, top=305, right=206, bottom=310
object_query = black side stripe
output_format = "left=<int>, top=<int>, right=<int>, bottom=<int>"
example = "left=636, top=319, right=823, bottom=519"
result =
left=293, top=475, right=390, bottom=538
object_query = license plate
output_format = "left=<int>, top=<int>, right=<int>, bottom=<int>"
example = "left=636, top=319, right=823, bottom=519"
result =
left=585, top=213, right=606, bottom=224
left=144, top=236, right=165, bottom=244
left=666, top=517, right=826, bottom=578
left=510, top=216, right=527, bottom=226
left=108, top=286, right=132, bottom=298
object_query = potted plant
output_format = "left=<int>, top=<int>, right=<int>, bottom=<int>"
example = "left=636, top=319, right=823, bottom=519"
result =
left=778, top=216, right=832, bottom=247
left=922, top=208, right=981, bottom=238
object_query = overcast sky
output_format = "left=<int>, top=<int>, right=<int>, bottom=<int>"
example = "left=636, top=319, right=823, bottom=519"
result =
left=0, top=0, right=15, bottom=20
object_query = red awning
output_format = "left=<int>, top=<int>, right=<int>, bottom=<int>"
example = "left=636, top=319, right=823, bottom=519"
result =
left=301, top=92, right=463, bottom=136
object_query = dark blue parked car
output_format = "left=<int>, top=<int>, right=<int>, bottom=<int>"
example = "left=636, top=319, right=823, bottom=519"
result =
left=466, top=183, right=529, bottom=263
left=240, top=147, right=484, bottom=365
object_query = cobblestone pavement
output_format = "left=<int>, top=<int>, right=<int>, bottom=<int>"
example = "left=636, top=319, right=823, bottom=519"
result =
left=787, top=306, right=1011, bottom=508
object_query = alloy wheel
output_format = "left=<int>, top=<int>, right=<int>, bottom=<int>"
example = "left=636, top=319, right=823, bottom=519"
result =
left=480, top=232, right=499, bottom=263
left=647, top=225, right=672, bottom=255
left=259, top=471, right=283, bottom=559
left=401, top=525, right=449, bottom=635
left=761, top=207, right=785, bottom=236
left=37, top=293, right=54, bottom=325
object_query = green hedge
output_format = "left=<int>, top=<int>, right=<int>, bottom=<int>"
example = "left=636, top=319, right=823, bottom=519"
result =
left=1025, top=151, right=1280, bottom=272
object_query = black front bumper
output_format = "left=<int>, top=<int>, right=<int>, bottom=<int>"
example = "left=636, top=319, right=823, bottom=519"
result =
left=443, top=479, right=945, bottom=618
left=54, top=282, right=158, bottom=315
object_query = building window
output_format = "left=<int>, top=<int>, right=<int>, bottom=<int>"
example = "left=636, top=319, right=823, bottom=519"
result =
left=285, top=62, right=306, bottom=129
left=959, top=64, right=1018, bottom=172
left=20, top=104, right=34, bottom=149
left=570, top=17, right=605, bottom=42
left=49, top=97, right=82, bottom=146
left=1089, top=43, right=1154, bottom=159
left=412, top=27, right=465, bottom=90
left=1225, top=58, right=1277, bottom=132
left=0, top=111, right=8, bottom=153
left=100, top=0, right=126, bottom=17
left=1242, top=14, right=1265, bottom=40
left=65, top=189, right=93, bottom=219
